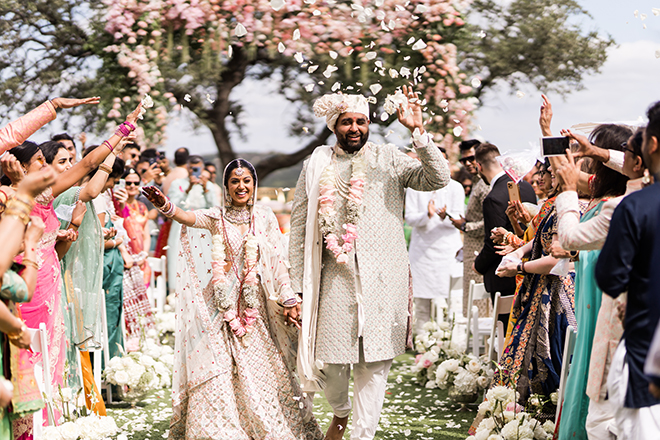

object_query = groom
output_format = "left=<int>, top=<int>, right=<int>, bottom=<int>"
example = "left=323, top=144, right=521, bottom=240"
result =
left=288, top=86, right=450, bottom=440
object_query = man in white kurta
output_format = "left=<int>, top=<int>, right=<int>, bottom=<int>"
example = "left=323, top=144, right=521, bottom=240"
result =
left=289, top=88, right=450, bottom=440
left=405, top=167, right=464, bottom=334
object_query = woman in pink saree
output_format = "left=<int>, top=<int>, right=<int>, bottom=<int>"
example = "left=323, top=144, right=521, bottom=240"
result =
left=0, top=100, right=142, bottom=438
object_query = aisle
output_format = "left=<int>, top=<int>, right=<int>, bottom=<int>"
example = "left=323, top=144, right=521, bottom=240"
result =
left=107, top=353, right=474, bottom=439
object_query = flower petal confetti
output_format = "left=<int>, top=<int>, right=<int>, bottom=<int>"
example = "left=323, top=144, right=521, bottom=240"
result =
left=323, top=65, right=338, bottom=78
left=294, top=52, right=304, bottom=63
left=453, top=126, right=463, bottom=136
left=656, top=50, right=660, bottom=59
left=308, top=65, right=319, bottom=73
left=369, top=84, right=383, bottom=95
left=293, top=29, right=301, bottom=40
left=329, top=51, right=338, bottom=59
left=234, top=23, right=247, bottom=37
left=206, top=94, right=215, bottom=104
left=412, top=39, right=427, bottom=50
left=407, top=36, right=416, bottom=45
left=304, top=84, right=315, bottom=92
left=365, top=51, right=377, bottom=60
left=278, top=42, right=286, bottom=53
left=471, top=78, right=481, bottom=88
left=270, top=0, right=285, bottom=11
left=228, top=46, right=233, bottom=58
left=516, top=90, right=525, bottom=98
left=331, top=82, right=341, bottom=91
left=478, top=30, right=487, bottom=39
left=653, top=8, right=660, bottom=16
left=183, top=94, right=191, bottom=102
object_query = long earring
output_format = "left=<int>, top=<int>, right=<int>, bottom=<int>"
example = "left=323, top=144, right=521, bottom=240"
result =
left=225, top=189, right=232, bottom=207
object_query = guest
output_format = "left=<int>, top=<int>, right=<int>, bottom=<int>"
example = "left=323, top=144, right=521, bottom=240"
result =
left=162, top=147, right=189, bottom=195
left=449, top=139, right=490, bottom=317
left=52, top=133, right=78, bottom=164
left=474, top=143, right=536, bottom=300
left=596, top=101, right=660, bottom=439
left=406, top=146, right=464, bottom=332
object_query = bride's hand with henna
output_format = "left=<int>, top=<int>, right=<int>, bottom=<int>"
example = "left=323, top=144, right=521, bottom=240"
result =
left=142, top=186, right=167, bottom=208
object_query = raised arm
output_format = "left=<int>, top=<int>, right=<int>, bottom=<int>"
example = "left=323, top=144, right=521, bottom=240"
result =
left=52, top=103, right=141, bottom=198
left=142, top=185, right=196, bottom=227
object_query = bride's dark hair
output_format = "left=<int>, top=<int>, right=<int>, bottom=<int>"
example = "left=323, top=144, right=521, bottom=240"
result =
left=223, top=158, right=257, bottom=188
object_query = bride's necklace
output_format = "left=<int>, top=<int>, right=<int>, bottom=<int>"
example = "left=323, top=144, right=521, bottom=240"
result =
left=224, top=204, right=251, bottom=225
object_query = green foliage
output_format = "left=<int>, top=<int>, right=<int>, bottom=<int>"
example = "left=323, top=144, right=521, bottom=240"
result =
left=462, top=0, right=614, bottom=98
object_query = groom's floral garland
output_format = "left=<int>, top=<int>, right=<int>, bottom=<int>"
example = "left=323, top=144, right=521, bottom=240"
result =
left=318, top=150, right=367, bottom=264
left=211, top=227, right=260, bottom=339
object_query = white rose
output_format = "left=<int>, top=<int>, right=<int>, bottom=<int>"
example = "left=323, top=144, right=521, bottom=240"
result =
left=425, top=380, right=438, bottom=389
left=477, top=375, right=490, bottom=389
left=487, top=385, right=514, bottom=404
left=474, top=430, right=490, bottom=440
left=439, top=321, right=451, bottom=331
left=550, top=392, right=558, bottom=405
left=467, top=359, right=482, bottom=374
left=140, top=355, right=156, bottom=367
left=543, top=420, right=556, bottom=434
left=479, top=417, right=496, bottom=432
left=500, top=420, right=520, bottom=440
left=444, top=358, right=459, bottom=372
left=422, top=321, right=437, bottom=332
left=108, top=356, right=123, bottom=369
left=114, top=370, right=130, bottom=386
left=502, top=410, right=515, bottom=423
left=58, top=421, right=82, bottom=440
left=435, top=367, right=448, bottom=382
left=534, top=422, right=549, bottom=440
left=528, top=395, right=541, bottom=408
left=488, top=435, right=504, bottom=440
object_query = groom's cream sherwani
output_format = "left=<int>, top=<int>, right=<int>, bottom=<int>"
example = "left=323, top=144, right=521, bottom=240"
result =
left=289, top=138, right=449, bottom=374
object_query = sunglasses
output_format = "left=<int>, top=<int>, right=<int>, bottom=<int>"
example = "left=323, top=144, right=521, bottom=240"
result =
left=125, top=181, right=140, bottom=187
left=459, top=155, right=476, bottom=164
left=621, top=141, right=640, bottom=157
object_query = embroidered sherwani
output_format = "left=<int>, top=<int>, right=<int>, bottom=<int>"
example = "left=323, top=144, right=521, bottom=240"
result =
left=462, top=176, right=489, bottom=316
left=289, top=138, right=449, bottom=371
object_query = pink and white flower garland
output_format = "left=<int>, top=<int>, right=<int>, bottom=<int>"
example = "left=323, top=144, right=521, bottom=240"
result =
left=318, top=151, right=367, bottom=264
left=212, top=232, right=260, bottom=339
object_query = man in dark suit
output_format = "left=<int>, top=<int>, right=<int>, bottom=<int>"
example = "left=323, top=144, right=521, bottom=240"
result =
left=473, top=143, right=536, bottom=301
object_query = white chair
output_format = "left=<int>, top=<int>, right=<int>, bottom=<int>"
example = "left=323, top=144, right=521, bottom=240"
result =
left=488, top=292, right=515, bottom=362
left=556, top=325, right=577, bottom=424
left=147, top=255, right=167, bottom=314
left=30, top=323, right=55, bottom=428
left=465, top=280, right=494, bottom=355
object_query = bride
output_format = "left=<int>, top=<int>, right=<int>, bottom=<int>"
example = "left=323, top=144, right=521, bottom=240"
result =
left=143, top=159, right=322, bottom=440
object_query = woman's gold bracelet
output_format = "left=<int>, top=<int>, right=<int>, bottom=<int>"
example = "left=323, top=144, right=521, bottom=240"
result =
left=22, top=258, right=38, bottom=270
left=6, top=321, right=27, bottom=340
left=99, top=164, right=112, bottom=174
left=4, top=207, right=30, bottom=226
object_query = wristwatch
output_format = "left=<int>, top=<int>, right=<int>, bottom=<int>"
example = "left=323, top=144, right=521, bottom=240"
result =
left=460, top=222, right=467, bottom=232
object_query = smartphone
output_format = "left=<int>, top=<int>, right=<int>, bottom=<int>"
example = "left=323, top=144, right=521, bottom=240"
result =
left=147, top=156, right=158, bottom=166
left=541, top=136, right=570, bottom=156
left=191, top=167, right=202, bottom=178
left=116, top=179, right=126, bottom=190
left=507, top=181, right=521, bottom=203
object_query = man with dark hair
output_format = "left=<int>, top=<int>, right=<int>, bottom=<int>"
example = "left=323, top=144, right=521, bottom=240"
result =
left=474, top=143, right=536, bottom=300
left=118, top=142, right=140, bottom=168
left=596, top=101, right=660, bottom=437
left=52, top=132, right=77, bottom=164
left=204, top=161, right=222, bottom=205
left=162, top=147, right=190, bottom=195
left=450, top=139, right=491, bottom=316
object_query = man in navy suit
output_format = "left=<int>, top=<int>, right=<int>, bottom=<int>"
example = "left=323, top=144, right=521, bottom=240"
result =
left=473, top=143, right=536, bottom=301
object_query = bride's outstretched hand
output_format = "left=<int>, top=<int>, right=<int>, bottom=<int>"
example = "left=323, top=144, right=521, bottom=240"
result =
left=283, top=304, right=301, bottom=329
left=142, top=185, right=166, bottom=208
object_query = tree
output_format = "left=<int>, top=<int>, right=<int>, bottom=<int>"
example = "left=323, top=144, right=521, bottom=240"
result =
left=97, top=0, right=476, bottom=178
left=462, top=0, right=613, bottom=99
left=0, top=1, right=613, bottom=179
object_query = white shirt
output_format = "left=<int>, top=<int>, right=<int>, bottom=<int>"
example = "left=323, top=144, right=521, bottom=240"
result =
left=489, top=170, right=507, bottom=191
left=405, top=179, right=465, bottom=299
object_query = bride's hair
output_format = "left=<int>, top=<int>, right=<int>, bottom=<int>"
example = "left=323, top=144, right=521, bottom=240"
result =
left=223, top=158, right=257, bottom=188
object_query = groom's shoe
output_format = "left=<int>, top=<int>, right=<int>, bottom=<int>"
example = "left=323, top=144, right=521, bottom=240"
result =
left=324, top=415, right=349, bottom=440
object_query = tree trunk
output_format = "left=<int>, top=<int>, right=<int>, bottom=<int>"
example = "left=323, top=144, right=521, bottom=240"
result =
left=208, top=45, right=251, bottom=168
left=253, top=126, right=333, bottom=179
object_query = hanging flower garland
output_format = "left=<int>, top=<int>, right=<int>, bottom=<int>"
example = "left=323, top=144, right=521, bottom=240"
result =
left=318, top=150, right=367, bottom=264
left=211, top=229, right=260, bottom=339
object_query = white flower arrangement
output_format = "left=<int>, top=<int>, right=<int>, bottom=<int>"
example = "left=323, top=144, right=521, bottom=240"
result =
left=412, top=320, right=467, bottom=385
left=42, top=414, right=118, bottom=440
left=467, top=386, right=556, bottom=440
left=432, top=354, right=493, bottom=395
left=104, top=348, right=171, bottom=397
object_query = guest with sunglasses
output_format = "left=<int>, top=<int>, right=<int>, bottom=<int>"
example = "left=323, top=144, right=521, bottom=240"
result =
left=450, top=139, right=491, bottom=317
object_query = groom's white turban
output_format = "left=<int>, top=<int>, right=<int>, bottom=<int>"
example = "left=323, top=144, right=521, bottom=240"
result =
left=313, top=93, right=370, bottom=132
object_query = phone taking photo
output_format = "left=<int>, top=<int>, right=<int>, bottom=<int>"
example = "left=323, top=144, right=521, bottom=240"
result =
left=507, top=181, right=521, bottom=203
left=116, top=179, right=126, bottom=190
left=540, top=136, right=570, bottom=157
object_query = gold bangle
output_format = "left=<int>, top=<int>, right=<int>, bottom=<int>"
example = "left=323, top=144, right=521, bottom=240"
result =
left=22, top=258, right=38, bottom=269
left=4, top=209, right=30, bottom=226
left=7, top=321, right=26, bottom=340
left=5, top=197, right=33, bottom=214
left=99, top=164, right=112, bottom=174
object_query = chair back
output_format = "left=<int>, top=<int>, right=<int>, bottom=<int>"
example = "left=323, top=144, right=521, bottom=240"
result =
left=488, top=292, right=515, bottom=362
left=556, top=325, right=577, bottom=424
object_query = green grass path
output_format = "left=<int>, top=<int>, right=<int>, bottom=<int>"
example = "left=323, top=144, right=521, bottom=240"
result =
left=108, top=353, right=475, bottom=439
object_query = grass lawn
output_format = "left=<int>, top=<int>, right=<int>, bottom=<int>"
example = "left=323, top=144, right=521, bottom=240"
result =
left=108, top=353, right=475, bottom=439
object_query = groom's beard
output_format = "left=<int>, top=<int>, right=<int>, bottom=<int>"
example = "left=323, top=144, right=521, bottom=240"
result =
left=337, top=129, right=369, bottom=153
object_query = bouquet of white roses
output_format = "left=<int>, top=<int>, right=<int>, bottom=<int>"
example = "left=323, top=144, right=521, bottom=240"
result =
left=412, top=320, right=467, bottom=386
left=432, top=353, right=493, bottom=395
left=104, top=349, right=170, bottom=397
left=468, top=386, right=556, bottom=440
left=42, top=413, right=118, bottom=440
